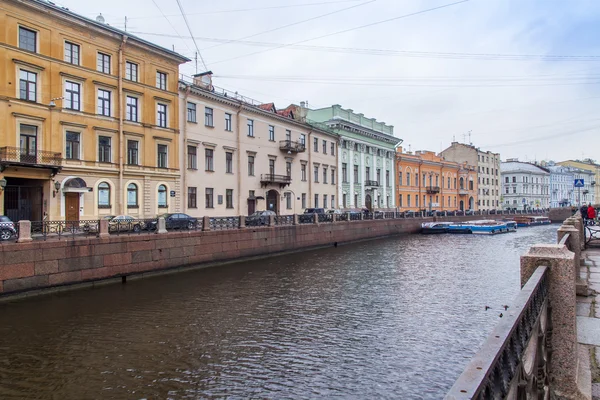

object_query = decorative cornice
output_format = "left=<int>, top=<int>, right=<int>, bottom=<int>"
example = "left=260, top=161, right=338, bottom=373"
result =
left=59, top=72, right=87, bottom=81
left=12, top=112, right=45, bottom=121
left=12, top=58, right=45, bottom=71
left=60, top=121, right=87, bottom=128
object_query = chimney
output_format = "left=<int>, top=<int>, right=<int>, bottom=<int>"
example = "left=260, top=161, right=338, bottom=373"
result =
left=193, top=71, right=214, bottom=90
left=298, top=101, right=308, bottom=122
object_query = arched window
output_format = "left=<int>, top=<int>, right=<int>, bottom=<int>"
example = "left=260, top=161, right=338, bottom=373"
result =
left=127, top=183, right=138, bottom=207
left=459, top=177, right=465, bottom=189
left=398, top=171, right=403, bottom=186
left=158, top=184, right=167, bottom=208
left=447, top=177, right=451, bottom=189
left=98, top=182, right=111, bottom=208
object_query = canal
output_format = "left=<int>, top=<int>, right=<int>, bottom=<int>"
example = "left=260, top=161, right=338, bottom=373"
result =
left=0, top=225, right=557, bottom=399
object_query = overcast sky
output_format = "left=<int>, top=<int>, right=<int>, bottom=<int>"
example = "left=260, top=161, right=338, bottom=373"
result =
left=60, top=0, right=600, bottom=162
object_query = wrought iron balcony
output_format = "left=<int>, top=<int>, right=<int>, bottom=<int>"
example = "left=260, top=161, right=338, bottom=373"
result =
left=426, top=186, right=440, bottom=194
left=364, top=180, right=379, bottom=187
left=0, top=147, right=62, bottom=173
left=279, top=140, right=306, bottom=153
left=260, top=173, right=292, bottom=188
left=458, top=189, right=469, bottom=195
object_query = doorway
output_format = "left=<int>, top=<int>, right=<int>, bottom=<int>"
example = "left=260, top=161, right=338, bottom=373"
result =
left=4, top=183, right=43, bottom=221
left=65, top=193, right=80, bottom=221
left=247, top=198, right=256, bottom=215
left=459, top=200, right=465, bottom=211
left=365, top=193, right=372, bottom=211
left=266, top=190, right=279, bottom=214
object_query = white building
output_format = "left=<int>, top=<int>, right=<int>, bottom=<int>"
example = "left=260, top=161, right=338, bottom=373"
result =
left=500, top=160, right=550, bottom=211
left=546, top=162, right=595, bottom=207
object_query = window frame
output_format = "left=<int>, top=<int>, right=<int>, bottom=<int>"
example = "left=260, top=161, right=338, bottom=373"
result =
left=225, top=151, right=233, bottom=174
left=126, top=96, right=139, bottom=122
left=226, top=189, right=234, bottom=209
left=156, top=71, right=167, bottom=90
left=64, top=80, right=81, bottom=111
left=248, top=155, right=255, bottom=176
left=225, top=113, right=232, bottom=131
left=97, top=88, right=111, bottom=117
left=205, top=188, right=214, bottom=208
left=157, top=144, right=168, bottom=168
left=187, top=102, right=197, bottom=123
left=247, top=119, right=254, bottom=137
left=187, top=145, right=197, bottom=170
left=19, top=70, right=37, bottom=102
left=65, top=131, right=80, bottom=160
left=205, top=148, right=214, bottom=171
left=125, top=61, right=138, bottom=82
left=205, top=107, right=214, bottom=127
left=127, top=139, right=139, bottom=165
left=188, top=187, right=197, bottom=208
left=97, top=52, right=111, bottom=74
left=98, top=182, right=111, bottom=208
left=268, top=125, right=275, bottom=141
left=18, top=26, right=37, bottom=52
left=157, top=103, right=168, bottom=128
left=127, top=183, right=138, bottom=207
left=98, top=135, right=112, bottom=163
left=64, top=41, right=80, bottom=65
left=157, top=184, right=168, bottom=208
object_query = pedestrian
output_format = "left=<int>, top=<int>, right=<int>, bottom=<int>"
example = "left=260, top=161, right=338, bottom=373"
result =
left=588, top=205, right=596, bottom=221
left=581, top=203, right=589, bottom=220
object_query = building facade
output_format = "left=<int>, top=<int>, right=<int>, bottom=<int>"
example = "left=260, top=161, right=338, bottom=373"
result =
left=0, top=0, right=189, bottom=222
left=440, top=142, right=500, bottom=211
left=179, top=75, right=338, bottom=216
left=547, top=164, right=574, bottom=208
left=396, top=148, right=477, bottom=212
left=557, top=159, right=600, bottom=202
left=307, top=105, right=402, bottom=211
left=500, top=160, right=550, bottom=211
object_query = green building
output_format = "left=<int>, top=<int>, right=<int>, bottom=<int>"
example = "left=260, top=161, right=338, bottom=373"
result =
left=307, top=104, right=402, bottom=210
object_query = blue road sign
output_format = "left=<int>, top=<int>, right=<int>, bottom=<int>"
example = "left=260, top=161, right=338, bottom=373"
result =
left=574, top=179, right=585, bottom=187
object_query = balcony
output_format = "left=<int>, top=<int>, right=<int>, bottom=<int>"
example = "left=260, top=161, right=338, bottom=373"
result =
left=426, top=186, right=440, bottom=194
left=0, top=147, right=62, bottom=174
left=365, top=180, right=379, bottom=187
left=279, top=140, right=306, bottom=154
left=260, top=173, right=292, bottom=188
left=459, top=189, right=469, bottom=195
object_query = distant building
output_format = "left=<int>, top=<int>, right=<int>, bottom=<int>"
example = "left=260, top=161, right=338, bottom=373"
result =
left=557, top=159, right=600, bottom=201
left=307, top=105, right=402, bottom=210
left=500, top=160, right=550, bottom=210
left=396, top=148, right=477, bottom=212
left=440, top=142, right=501, bottom=211
left=547, top=164, right=574, bottom=208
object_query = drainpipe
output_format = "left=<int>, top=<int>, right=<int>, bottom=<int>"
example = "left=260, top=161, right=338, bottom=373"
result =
left=308, top=129, right=313, bottom=206
left=236, top=103, right=243, bottom=214
left=118, top=35, right=128, bottom=215
left=181, top=84, right=191, bottom=213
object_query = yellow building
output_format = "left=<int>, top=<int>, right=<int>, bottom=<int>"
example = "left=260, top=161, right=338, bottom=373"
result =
left=0, top=0, right=189, bottom=222
left=396, top=148, right=478, bottom=212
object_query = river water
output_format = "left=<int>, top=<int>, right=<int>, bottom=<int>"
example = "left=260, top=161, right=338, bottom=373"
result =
left=0, top=225, right=557, bottom=399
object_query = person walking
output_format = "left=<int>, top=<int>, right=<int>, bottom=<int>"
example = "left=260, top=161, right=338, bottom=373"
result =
left=588, top=204, right=596, bottom=221
left=581, top=203, right=589, bottom=221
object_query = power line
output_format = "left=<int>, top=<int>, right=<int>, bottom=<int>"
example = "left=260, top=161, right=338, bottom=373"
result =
left=174, top=0, right=208, bottom=71
left=149, top=0, right=192, bottom=55
left=208, top=0, right=471, bottom=65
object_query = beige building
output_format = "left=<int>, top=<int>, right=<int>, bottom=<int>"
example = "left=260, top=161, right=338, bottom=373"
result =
left=179, top=74, right=339, bottom=216
left=0, top=0, right=189, bottom=222
left=441, top=142, right=500, bottom=211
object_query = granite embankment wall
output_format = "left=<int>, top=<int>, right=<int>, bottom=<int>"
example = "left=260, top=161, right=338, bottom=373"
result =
left=0, top=215, right=526, bottom=298
left=548, top=207, right=574, bottom=223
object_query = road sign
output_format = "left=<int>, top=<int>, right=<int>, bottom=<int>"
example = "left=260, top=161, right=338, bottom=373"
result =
left=574, top=179, right=585, bottom=188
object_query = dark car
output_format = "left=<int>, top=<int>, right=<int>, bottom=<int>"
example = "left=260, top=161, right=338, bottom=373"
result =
left=0, top=216, right=17, bottom=241
left=303, top=208, right=325, bottom=214
left=147, top=213, right=198, bottom=231
left=246, top=210, right=276, bottom=226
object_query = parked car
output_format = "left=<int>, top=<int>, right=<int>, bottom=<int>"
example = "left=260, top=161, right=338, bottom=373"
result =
left=108, top=215, right=148, bottom=233
left=83, top=215, right=116, bottom=233
left=146, top=213, right=199, bottom=231
left=326, top=209, right=343, bottom=214
left=246, top=210, right=276, bottom=226
left=304, top=208, right=325, bottom=214
left=0, top=216, right=17, bottom=241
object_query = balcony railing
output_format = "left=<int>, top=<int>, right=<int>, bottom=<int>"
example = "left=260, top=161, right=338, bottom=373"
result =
left=365, top=180, right=379, bottom=187
left=426, top=186, right=440, bottom=194
left=260, top=174, right=292, bottom=187
left=279, top=140, right=306, bottom=153
left=458, top=189, right=469, bottom=195
left=0, top=147, right=62, bottom=169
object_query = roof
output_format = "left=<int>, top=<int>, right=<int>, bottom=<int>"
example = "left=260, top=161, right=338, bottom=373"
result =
left=500, top=161, right=550, bottom=174
left=28, top=0, right=190, bottom=63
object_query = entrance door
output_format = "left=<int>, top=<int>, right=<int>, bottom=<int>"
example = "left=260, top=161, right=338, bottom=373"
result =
left=459, top=200, right=465, bottom=211
left=266, top=190, right=279, bottom=214
left=365, top=194, right=372, bottom=211
left=19, top=125, right=38, bottom=164
left=247, top=199, right=256, bottom=215
left=65, top=193, right=80, bottom=221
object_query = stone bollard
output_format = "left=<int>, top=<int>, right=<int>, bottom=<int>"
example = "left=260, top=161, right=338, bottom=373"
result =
left=157, top=217, right=168, bottom=234
left=557, top=224, right=581, bottom=280
left=99, top=219, right=110, bottom=238
left=346, top=212, right=352, bottom=222
left=563, top=218, right=583, bottom=265
left=293, top=214, right=299, bottom=225
left=202, top=215, right=211, bottom=231
left=239, top=215, right=246, bottom=229
left=333, top=213, right=338, bottom=223
left=313, top=213, right=319, bottom=225
left=521, top=244, right=585, bottom=399
left=269, top=214, right=275, bottom=226
left=16, top=220, right=32, bottom=243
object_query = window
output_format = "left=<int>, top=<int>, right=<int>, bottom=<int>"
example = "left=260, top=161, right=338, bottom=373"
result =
left=268, top=125, right=275, bottom=141
left=314, top=138, right=319, bottom=152
left=314, top=194, right=319, bottom=208
left=126, top=96, right=138, bottom=122
left=386, top=170, right=390, bottom=187
left=285, top=192, right=292, bottom=209
left=226, top=189, right=233, bottom=208
left=225, top=152, right=233, bottom=173
left=187, top=102, right=197, bottom=122
left=354, top=194, right=358, bottom=207
left=331, top=195, right=335, bottom=209
left=366, top=167, right=370, bottom=181
left=98, top=182, right=111, bottom=208
left=97, top=89, right=111, bottom=116
left=98, top=136, right=111, bottom=162
left=157, top=144, right=168, bottom=168
left=205, top=107, right=213, bottom=126
left=248, top=155, right=255, bottom=176
left=158, top=185, right=167, bottom=208
left=19, top=27, right=36, bottom=52
left=513, top=187, right=517, bottom=194
left=157, top=103, right=167, bottom=128
left=302, top=193, right=307, bottom=209
left=205, top=188, right=214, bottom=208
left=269, top=159, right=275, bottom=175
left=247, top=119, right=254, bottom=137
left=331, top=142, right=335, bottom=156
left=323, top=140, right=327, bottom=154
left=286, top=161, right=292, bottom=177
left=225, top=113, right=232, bottom=131
left=407, top=195, right=411, bottom=207
left=469, top=180, right=474, bottom=190
left=407, top=173, right=411, bottom=186
left=188, top=187, right=197, bottom=208
left=301, top=163, right=307, bottom=181
left=416, top=195, right=419, bottom=208
left=342, top=163, right=348, bottom=183
left=97, top=52, right=111, bottom=74
left=64, top=41, right=80, bottom=65
left=205, top=149, right=214, bottom=171
left=324, top=194, right=328, bottom=209
left=314, top=165, right=319, bottom=182
left=377, top=169, right=381, bottom=184
left=300, top=134, right=306, bottom=146
left=127, top=140, right=138, bottom=165
left=398, top=172, right=403, bottom=186
left=354, top=165, right=359, bottom=183
left=65, top=131, right=80, bottom=160
left=127, top=183, right=138, bottom=207
left=65, top=81, right=81, bottom=110
left=331, top=169, right=336, bottom=185
left=19, top=70, right=37, bottom=102
left=323, top=167, right=328, bottom=184
left=286, top=129, right=291, bottom=141
left=125, top=61, right=138, bottom=81
left=512, top=176, right=516, bottom=183
left=156, top=71, right=167, bottom=90
left=188, top=146, right=197, bottom=169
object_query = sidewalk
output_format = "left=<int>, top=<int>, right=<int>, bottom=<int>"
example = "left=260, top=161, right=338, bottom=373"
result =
left=578, top=247, right=600, bottom=399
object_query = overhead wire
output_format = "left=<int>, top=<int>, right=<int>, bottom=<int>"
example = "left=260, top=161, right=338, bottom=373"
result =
left=149, top=0, right=193, bottom=55
left=174, top=0, right=208, bottom=71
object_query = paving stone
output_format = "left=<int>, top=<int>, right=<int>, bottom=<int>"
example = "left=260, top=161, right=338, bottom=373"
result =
left=593, top=383, right=600, bottom=400
left=590, top=272, right=600, bottom=283
left=577, top=316, right=600, bottom=346
left=590, top=282, right=600, bottom=292
left=578, top=302, right=592, bottom=317
left=578, top=296, right=593, bottom=303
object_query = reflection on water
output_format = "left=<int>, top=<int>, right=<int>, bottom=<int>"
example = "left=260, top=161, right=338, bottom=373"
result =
left=0, top=225, right=556, bottom=399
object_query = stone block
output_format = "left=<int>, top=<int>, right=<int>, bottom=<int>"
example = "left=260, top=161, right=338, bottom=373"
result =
left=49, top=271, right=82, bottom=285
left=3, top=275, right=49, bottom=292
left=0, top=262, right=34, bottom=280
left=58, top=255, right=104, bottom=272
left=34, top=260, right=59, bottom=275
left=42, top=246, right=69, bottom=261
left=126, top=240, right=155, bottom=252
left=103, top=252, right=132, bottom=267
left=4, top=249, right=38, bottom=264
left=131, top=250, right=153, bottom=264
left=81, top=267, right=117, bottom=281
left=93, top=242, right=127, bottom=256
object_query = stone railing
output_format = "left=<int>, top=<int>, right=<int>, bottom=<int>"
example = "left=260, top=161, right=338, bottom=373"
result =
left=445, top=212, right=587, bottom=400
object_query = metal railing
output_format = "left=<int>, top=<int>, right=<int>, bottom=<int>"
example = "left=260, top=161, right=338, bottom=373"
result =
left=210, top=216, right=240, bottom=230
left=426, top=186, right=440, bottom=194
left=0, top=147, right=62, bottom=167
left=275, top=215, right=294, bottom=225
left=445, top=266, right=550, bottom=399
left=318, top=213, right=333, bottom=223
left=298, top=214, right=314, bottom=224
left=364, top=180, right=379, bottom=187
left=260, top=174, right=292, bottom=186
left=31, top=220, right=100, bottom=240
left=279, top=140, right=306, bottom=153
left=108, top=219, right=157, bottom=235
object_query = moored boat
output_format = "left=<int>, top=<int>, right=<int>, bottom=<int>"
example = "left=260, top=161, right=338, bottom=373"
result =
left=421, top=222, right=453, bottom=234
left=505, top=221, right=517, bottom=232
left=449, top=220, right=508, bottom=235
